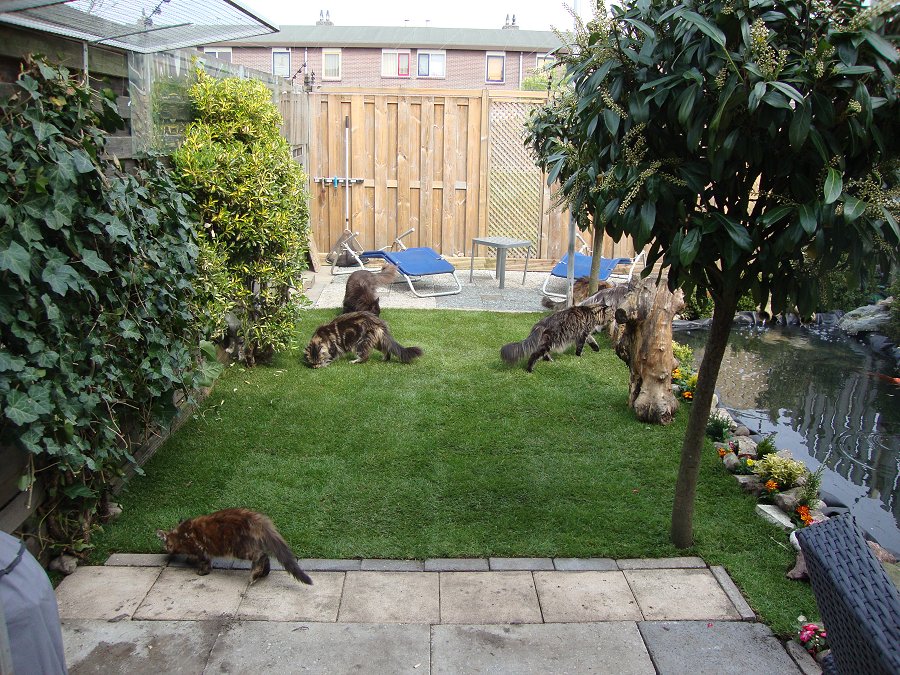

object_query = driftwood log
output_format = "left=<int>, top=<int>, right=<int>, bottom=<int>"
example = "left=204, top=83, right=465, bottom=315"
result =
left=583, top=278, right=685, bottom=425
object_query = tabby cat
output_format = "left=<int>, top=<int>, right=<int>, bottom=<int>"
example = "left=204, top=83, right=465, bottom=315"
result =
left=156, top=508, right=313, bottom=585
left=304, top=311, right=423, bottom=368
left=541, top=278, right=612, bottom=311
left=342, top=263, right=399, bottom=315
left=501, top=304, right=607, bottom=372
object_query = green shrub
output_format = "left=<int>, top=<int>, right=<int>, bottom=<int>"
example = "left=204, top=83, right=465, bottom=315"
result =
left=672, top=341, right=694, bottom=371
left=798, top=466, right=824, bottom=508
left=173, top=70, right=309, bottom=365
left=705, top=412, right=731, bottom=441
left=0, top=57, right=205, bottom=553
left=753, top=454, right=809, bottom=490
left=756, top=434, right=777, bottom=459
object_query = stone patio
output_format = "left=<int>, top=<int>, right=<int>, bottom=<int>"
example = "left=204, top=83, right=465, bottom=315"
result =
left=55, top=555, right=812, bottom=673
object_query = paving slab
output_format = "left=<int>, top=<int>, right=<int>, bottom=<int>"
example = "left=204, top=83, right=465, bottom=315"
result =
left=710, top=565, right=756, bottom=621
left=440, top=571, right=542, bottom=624
left=534, top=571, right=642, bottom=622
left=104, top=553, right=169, bottom=567
left=639, top=621, right=802, bottom=674
left=237, top=571, right=343, bottom=622
left=299, top=558, right=361, bottom=571
left=55, top=566, right=161, bottom=621
left=61, top=619, right=222, bottom=674
left=432, top=622, right=655, bottom=674
left=338, top=571, right=439, bottom=623
left=205, top=621, right=431, bottom=673
left=424, top=557, right=489, bottom=571
left=617, top=556, right=706, bottom=569
left=132, top=568, right=247, bottom=620
left=624, top=568, right=741, bottom=620
left=489, top=557, right=554, bottom=571
left=553, top=557, right=618, bottom=571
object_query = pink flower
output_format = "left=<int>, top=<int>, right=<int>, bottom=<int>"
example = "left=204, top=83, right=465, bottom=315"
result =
left=800, top=630, right=814, bottom=642
left=819, top=631, right=827, bottom=638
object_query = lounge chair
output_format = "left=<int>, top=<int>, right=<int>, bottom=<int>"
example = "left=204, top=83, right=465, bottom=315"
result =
left=541, top=234, right=643, bottom=299
left=327, top=230, right=377, bottom=276
left=796, top=514, right=900, bottom=675
left=359, top=246, right=462, bottom=298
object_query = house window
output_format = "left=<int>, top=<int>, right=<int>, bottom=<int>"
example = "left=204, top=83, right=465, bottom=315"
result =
left=535, top=53, right=555, bottom=71
left=417, top=50, right=446, bottom=78
left=272, top=49, right=291, bottom=77
left=203, top=47, right=231, bottom=63
left=322, top=48, right=341, bottom=80
left=382, top=49, right=411, bottom=78
left=486, top=52, right=505, bottom=83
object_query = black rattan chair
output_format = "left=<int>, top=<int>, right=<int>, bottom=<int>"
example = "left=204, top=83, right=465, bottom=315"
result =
left=796, top=514, right=900, bottom=675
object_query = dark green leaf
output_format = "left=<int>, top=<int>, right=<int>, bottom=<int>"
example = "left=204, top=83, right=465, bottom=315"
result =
left=768, top=81, right=804, bottom=104
left=624, top=18, right=655, bottom=39
left=680, top=229, right=701, bottom=266
left=863, top=30, right=898, bottom=63
left=762, top=91, right=791, bottom=109
left=71, top=149, right=94, bottom=173
left=842, top=196, right=866, bottom=222
left=0, top=351, right=27, bottom=372
left=714, top=213, right=753, bottom=251
left=798, top=203, right=817, bottom=235
left=759, top=205, right=793, bottom=227
left=824, top=168, right=842, bottom=204
left=680, top=10, right=727, bottom=47
left=0, top=241, right=32, bottom=282
left=4, top=389, right=49, bottom=425
left=832, top=64, right=875, bottom=75
left=789, top=101, right=811, bottom=150
left=80, top=250, right=113, bottom=273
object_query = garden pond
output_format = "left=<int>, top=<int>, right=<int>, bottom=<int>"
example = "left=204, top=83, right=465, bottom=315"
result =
left=678, top=324, right=900, bottom=556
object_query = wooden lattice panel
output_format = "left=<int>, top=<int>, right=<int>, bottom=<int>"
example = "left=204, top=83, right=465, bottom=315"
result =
left=487, top=100, right=543, bottom=258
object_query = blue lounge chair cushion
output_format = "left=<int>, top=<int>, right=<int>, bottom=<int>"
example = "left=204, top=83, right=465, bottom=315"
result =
left=361, top=247, right=455, bottom=276
left=549, top=253, right=632, bottom=280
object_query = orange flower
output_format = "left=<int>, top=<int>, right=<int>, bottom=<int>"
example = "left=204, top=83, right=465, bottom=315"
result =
left=765, top=479, right=779, bottom=492
left=683, top=391, right=693, bottom=400
left=796, top=505, right=814, bottom=526
left=717, top=447, right=727, bottom=457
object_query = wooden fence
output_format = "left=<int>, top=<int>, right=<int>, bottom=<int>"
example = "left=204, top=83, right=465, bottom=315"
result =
left=305, top=87, right=636, bottom=267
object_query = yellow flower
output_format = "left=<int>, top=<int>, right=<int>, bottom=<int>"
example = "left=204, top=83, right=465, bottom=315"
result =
left=745, top=458, right=755, bottom=466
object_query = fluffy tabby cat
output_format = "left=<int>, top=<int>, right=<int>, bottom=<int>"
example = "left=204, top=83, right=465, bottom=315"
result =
left=541, top=278, right=612, bottom=311
left=304, top=311, right=423, bottom=368
left=501, top=304, right=607, bottom=372
left=342, top=263, right=399, bottom=315
left=156, top=508, right=313, bottom=585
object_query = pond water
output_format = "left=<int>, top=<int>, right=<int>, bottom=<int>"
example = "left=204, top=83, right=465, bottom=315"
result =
left=678, top=325, right=900, bottom=556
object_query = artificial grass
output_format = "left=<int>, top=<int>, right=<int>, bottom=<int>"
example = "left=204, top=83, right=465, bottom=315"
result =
left=91, top=307, right=817, bottom=636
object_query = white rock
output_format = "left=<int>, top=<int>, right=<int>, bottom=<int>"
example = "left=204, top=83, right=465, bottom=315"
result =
left=789, top=530, right=801, bottom=551
left=755, top=504, right=794, bottom=531
left=49, top=554, right=78, bottom=575
left=838, top=298, right=892, bottom=335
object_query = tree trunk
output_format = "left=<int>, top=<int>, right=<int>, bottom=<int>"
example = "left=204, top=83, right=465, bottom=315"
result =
left=585, top=278, right=685, bottom=424
left=588, top=229, right=605, bottom=294
left=670, top=289, right=739, bottom=548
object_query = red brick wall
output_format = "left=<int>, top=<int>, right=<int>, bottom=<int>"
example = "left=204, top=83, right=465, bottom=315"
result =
left=225, top=46, right=545, bottom=90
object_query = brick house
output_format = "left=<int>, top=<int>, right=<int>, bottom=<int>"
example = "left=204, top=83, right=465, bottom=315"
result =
left=202, top=18, right=563, bottom=90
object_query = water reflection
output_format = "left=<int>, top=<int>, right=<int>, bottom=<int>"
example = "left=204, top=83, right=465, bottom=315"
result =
left=678, top=326, right=900, bottom=555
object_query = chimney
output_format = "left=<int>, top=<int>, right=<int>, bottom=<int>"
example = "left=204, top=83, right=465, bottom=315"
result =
left=502, top=13, right=519, bottom=29
left=317, top=9, right=333, bottom=25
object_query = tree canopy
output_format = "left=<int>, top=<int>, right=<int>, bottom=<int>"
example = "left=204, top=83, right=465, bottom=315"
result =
left=526, top=0, right=898, bottom=546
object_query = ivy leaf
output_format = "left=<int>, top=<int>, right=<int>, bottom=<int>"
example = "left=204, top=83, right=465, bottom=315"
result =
left=824, top=169, right=842, bottom=204
left=0, top=351, right=27, bottom=372
left=0, top=241, right=32, bottom=282
left=32, top=120, right=60, bottom=142
left=63, top=484, right=96, bottom=499
left=71, top=149, right=95, bottom=173
left=42, top=260, right=82, bottom=296
left=80, top=250, right=113, bottom=273
left=4, top=389, right=50, bottom=425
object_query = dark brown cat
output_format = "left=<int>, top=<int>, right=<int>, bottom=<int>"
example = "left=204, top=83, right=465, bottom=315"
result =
left=541, top=278, right=613, bottom=311
left=156, top=508, right=312, bottom=585
left=304, top=311, right=423, bottom=368
left=342, top=263, right=399, bottom=315
left=501, top=304, right=608, bottom=372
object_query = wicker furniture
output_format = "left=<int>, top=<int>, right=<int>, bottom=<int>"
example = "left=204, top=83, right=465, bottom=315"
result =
left=796, top=514, right=900, bottom=675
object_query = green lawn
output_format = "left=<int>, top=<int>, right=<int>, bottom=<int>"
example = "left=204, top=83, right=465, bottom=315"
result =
left=91, top=307, right=816, bottom=636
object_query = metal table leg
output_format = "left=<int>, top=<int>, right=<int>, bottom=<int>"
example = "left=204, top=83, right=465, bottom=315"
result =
left=469, top=244, right=476, bottom=283
left=522, top=245, right=531, bottom=284
left=497, top=248, right=507, bottom=288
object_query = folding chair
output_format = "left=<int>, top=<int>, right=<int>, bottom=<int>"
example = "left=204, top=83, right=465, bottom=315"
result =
left=541, top=234, right=643, bottom=300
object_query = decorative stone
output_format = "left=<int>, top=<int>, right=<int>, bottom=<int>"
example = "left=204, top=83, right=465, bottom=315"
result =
left=774, top=487, right=803, bottom=515
left=867, top=540, right=899, bottom=564
left=710, top=408, right=736, bottom=429
left=734, top=475, right=764, bottom=496
left=722, top=452, right=741, bottom=473
left=734, top=425, right=751, bottom=437
left=789, top=530, right=801, bottom=552
left=787, top=551, right=808, bottom=580
left=50, top=554, right=78, bottom=575
left=106, top=502, right=123, bottom=520
left=838, top=299, right=892, bottom=335
left=755, top=504, right=794, bottom=531
left=731, top=436, right=758, bottom=457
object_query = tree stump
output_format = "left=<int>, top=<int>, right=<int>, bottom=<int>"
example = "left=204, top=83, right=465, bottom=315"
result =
left=585, top=278, right=685, bottom=425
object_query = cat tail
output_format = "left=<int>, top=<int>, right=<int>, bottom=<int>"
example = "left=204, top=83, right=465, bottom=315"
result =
left=262, top=527, right=313, bottom=585
left=382, top=333, right=424, bottom=363
left=372, top=263, right=399, bottom=286
left=541, top=296, right=566, bottom=311
left=500, top=327, right=542, bottom=364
